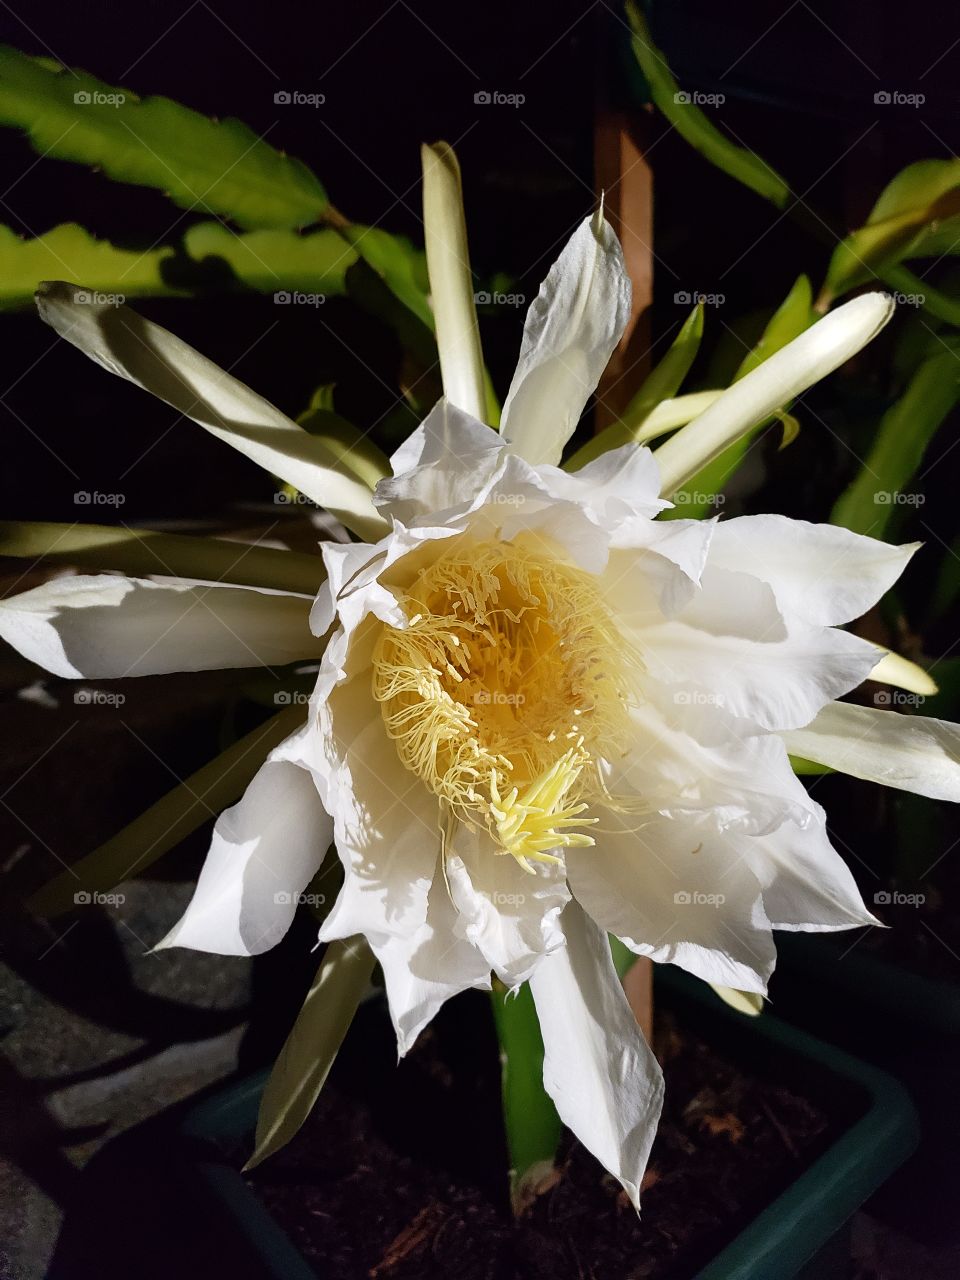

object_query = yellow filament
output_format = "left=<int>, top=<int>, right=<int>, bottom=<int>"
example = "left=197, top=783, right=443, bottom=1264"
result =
left=371, top=539, right=638, bottom=867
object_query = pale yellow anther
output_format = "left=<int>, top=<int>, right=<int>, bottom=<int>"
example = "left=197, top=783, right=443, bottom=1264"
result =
left=371, top=539, right=639, bottom=867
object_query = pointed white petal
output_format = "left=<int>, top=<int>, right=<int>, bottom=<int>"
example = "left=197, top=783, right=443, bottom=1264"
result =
left=653, top=294, right=894, bottom=496
left=868, top=650, right=938, bottom=696
left=737, top=808, right=877, bottom=932
left=156, top=752, right=330, bottom=956
left=373, top=857, right=491, bottom=1056
left=567, top=811, right=776, bottom=994
left=421, top=143, right=487, bottom=423
left=0, top=573, right=320, bottom=677
left=445, top=824, right=569, bottom=988
left=705, top=515, right=918, bottom=626
left=36, top=283, right=388, bottom=540
left=634, top=566, right=881, bottom=731
left=531, top=443, right=668, bottom=523
left=375, top=399, right=502, bottom=524
left=782, top=700, right=960, bottom=801
left=621, top=692, right=816, bottom=836
left=529, top=902, right=664, bottom=1209
left=500, top=213, right=631, bottom=467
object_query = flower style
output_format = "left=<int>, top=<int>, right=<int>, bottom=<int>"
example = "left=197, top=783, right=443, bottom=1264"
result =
left=4, top=207, right=960, bottom=1207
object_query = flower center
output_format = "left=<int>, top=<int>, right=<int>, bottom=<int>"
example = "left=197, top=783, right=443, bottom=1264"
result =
left=372, top=539, right=635, bottom=869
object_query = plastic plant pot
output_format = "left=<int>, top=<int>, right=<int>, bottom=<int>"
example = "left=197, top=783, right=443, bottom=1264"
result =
left=177, top=968, right=917, bottom=1280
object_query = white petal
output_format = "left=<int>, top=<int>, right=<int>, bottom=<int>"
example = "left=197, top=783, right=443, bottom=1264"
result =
left=156, top=751, right=330, bottom=956
left=868, top=650, right=938, bottom=696
left=36, top=283, right=388, bottom=541
left=500, top=212, right=631, bottom=467
left=445, top=823, right=569, bottom=988
left=373, top=856, right=491, bottom=1056
left=736, top=810, right=877, bottom=932
left=705, top=515, right=918, bottom=626
left=601, top=518, right=716, bottom=623
left=653, top=294, right=895, bottom=496
left=529, top=901, right=664, bottom=1209
left=634, top=566, right=881, bottom=731
left=421, top=143, right=487, bottom=423
left=568, top=812, right=776, bottom=993
left=531, top=444, right=667, bottom=524
left=0, top=573, right=319, bottom=677
left=375, top=399, right=503, bottom=524
left=782, top=700, right=960, bottom=801
left=316, top=633, right=442, bottom=946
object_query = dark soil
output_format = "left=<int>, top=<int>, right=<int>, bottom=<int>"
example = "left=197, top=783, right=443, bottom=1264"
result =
left=244, top=989, right=852, bottom=1280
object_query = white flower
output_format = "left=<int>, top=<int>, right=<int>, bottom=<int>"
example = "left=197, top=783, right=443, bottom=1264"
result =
left=4, top=214, right=960, bottom=1208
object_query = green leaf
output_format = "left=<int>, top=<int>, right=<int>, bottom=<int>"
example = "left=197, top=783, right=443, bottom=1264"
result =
left=341, top=224, right=433, bottom=332
left=663, top=276, right=813, bottom=516
left=732, top=277, right=815, bottom=381
left=0, top=46, right=327, bottom=229
left=245, top=938, right=375, bottom=1170
left=177, top=223, right=355, bottom=294
left=790, top=755, right=834, bottom=775
left=27, top=706, right=304, bottom=917
left=0, top=521, right=326, bottom=594
left=928, top=536, right=960, bottom=625
left=881, top=264, right=960, bottom=328
left=831, top=349, right=960, bottom=537
left=823, top=158, right=960, bottom=302
left=295, top=401, right=391, bottom=492
left=0, top=222, right=358, bottom=310
left=568, top=306, right=703, bottom=467
left=625, top=1, right=790, bottom=208
left=490, top=981, right=561, bottom=1212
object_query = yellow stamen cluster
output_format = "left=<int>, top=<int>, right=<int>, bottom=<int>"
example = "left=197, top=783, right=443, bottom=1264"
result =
left=372, top=539, right=636, bottom=869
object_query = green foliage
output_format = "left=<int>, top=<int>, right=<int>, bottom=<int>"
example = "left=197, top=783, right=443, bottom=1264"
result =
left=0, top=521, right=326, bottom=593
left=823, top=158, right=960, bottom=303
left=490, top=981, right=561, bottom=1210
left=0, top=46, right=327, bottom=228
left=831, top=349, right=960, bottom=538
left=246, top=938, right=375, bottom=1169
left=625, top=1, right=790, bottom=208
left=568, top=305, right=704, bottom=468
left=0, top=222, right=357, bottom=309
